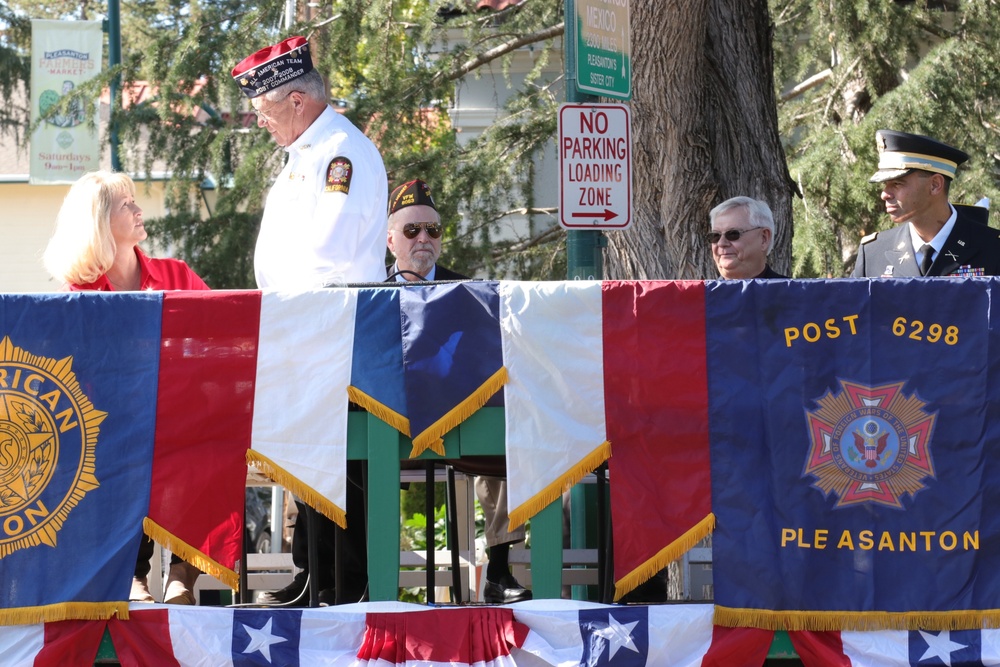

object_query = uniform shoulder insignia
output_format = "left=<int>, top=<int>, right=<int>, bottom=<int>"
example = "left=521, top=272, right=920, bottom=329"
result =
left=325, top=157, right=353, bottom=194
left=859, top=232, right=879, bottom=245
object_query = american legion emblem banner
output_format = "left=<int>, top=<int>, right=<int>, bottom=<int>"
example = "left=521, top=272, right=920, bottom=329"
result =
left=706, top=277, right=1000, bottom=631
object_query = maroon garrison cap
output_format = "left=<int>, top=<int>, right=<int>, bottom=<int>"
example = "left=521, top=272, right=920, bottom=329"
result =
left=388, top=179, right=437, bottom=215
left=231, top=36, right=312, bottom=99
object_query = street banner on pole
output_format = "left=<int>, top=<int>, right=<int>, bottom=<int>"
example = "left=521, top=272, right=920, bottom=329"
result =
left=29, top=20, right=103, bottom=185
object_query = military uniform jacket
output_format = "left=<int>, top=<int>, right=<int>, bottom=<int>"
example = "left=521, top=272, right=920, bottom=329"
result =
left=255, top=106, right=388, bottom=289
left=852, top=208, right=1000, bottom=278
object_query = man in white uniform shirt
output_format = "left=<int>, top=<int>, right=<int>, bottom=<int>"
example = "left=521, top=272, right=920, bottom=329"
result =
left=233, top=35, right=383, bottom=606
left=232, top=35, right=388, bottom=289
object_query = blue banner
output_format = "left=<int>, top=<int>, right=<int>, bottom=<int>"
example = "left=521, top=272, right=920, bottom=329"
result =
left=398, top=281, right=504, bottom=455
left=708, top=278, right=1000, bottom=629
left=706, top=279, right=1000, bottom=629
left=0, top=292, right=162, bottom=623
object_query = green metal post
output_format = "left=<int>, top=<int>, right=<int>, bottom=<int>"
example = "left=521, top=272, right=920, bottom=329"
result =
left=107, top=0, right=122, bottom=171
left=565, top=0, right=605, bottom=281
left=366, top=416, right=401, bottom=601
left=564, top=0, right=605, bottom=599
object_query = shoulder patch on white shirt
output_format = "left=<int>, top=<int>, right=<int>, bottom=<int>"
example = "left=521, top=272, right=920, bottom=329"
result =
left=325, top=157, right=353, bottom=194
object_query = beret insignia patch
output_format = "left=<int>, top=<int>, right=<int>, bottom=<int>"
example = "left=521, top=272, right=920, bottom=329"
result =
left=325, top=157, right=353, bottom=194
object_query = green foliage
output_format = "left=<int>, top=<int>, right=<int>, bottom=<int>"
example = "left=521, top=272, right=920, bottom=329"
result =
left=399, top=503, right=448, bottom=604
left=0, top=0, right=568, bottom=281
left=773, top=0, right=1000, bottom=277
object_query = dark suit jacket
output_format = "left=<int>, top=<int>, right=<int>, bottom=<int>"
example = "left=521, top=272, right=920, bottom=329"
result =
left=385, top=263, right=469, bottom=281
left=852, top=208, right=1000, bottom=278
left=759, top=265, right=788, bottom=279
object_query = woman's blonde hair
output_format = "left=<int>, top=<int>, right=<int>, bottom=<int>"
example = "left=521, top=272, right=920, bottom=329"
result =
left=43, top=170, right=137, bottom=285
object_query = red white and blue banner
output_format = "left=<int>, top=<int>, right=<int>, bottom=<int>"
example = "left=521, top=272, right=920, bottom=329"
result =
left=6, top=279, right=1000, bottom=633
left=0, top=601, right=762, bottom=666
left=8, top=603, right=1000, bottom=666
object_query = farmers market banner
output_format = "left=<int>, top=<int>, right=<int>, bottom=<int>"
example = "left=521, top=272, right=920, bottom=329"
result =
left=29, top=20, right=103, bottom=184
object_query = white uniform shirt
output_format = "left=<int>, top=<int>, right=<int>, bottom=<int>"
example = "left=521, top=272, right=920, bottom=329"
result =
left=255, top=105, right=388, bottom=289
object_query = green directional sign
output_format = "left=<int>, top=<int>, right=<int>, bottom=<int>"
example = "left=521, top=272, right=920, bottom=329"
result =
left=575, top=0, right=631, bottom=100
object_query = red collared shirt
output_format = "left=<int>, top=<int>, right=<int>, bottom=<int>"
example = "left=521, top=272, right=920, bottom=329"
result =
left=68, top=247, right=209, bottom=291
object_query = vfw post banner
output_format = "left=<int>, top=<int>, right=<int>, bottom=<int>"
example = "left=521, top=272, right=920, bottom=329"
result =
left=30, top=20, right=103, bottom=185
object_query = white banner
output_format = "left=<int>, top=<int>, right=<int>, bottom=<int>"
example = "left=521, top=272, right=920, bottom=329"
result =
left=29, top=20, right=103, bottom=184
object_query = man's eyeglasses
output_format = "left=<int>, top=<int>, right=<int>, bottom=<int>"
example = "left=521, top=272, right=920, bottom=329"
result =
left=400, top=222, right=443, bottom=239
left=251, top=90, right=300, bottom=123
left=707, top=227, right=761, bottom=244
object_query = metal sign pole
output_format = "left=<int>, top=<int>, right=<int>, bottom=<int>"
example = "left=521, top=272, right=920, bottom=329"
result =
left=106, top=0, right=122, bottom=171
left=565, top=0, right=605, bottom=281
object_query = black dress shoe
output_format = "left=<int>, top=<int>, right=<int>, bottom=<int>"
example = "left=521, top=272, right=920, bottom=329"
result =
left=318, top=585, right=369, bottom=606
left=257, top=571, right=308, bottom=605
left=483, top=574, right=533, bottom=604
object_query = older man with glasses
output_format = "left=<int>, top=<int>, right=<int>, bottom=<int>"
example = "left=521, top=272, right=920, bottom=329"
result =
left=386, top=179, right=466, bottom=282
left=385, top=179, right=533, bottom=604
left=233, top=36, right=386, bottom=607
left=232, top=35, right=388, bottom=289
left=708, top=196, right=786, bottom=279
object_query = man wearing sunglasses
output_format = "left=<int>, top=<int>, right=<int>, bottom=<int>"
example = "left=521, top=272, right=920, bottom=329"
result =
left=232, top=35, right=388, bottom=289
left=386, top=179, right=465, bottom=282
left=385, top=179, right=532, bottom=604
left=708, top=196, right=786, bottom=279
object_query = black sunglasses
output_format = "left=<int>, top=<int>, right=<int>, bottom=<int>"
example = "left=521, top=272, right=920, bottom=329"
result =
left=401, top=222, right=443, bottom=239
left=707, top=227, right=761, bottom=244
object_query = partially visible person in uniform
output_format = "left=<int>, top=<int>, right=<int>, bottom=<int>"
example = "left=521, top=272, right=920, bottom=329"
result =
left=386, top=179, right=532, bottom=604
left=852, top=129, right=1000, bottom=278
left=233, top=35, right=386, bottom=606
left=708, top=196, right=786, bottom=279
left=43, top=170, right=208, bottom=605
left=231, top=35, right=388, bottom=289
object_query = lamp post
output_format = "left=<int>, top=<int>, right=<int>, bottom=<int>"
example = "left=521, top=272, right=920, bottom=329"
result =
left=106, top=0, right=122, bottom=171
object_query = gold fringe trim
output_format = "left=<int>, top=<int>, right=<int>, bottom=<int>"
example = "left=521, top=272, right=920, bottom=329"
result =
left=613, top=513, right=716, bottom=601
left=507, top=441, right=612, bottom=530
left=714, top=606, right=1000, bottom=632
left=246, top=451, right=347, bottom=529
left=0, top=601, right=128, bottom=626
left=347, top=386, right=411, bottom=436
left=143, top=518, right=239, bottom=590
left=409, top=367, right=508, bottom=458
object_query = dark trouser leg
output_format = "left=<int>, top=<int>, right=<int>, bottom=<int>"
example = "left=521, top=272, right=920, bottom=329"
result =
left=134, top=534, right=155, bottom=577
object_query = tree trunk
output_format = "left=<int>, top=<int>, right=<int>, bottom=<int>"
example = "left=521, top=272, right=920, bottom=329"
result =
left=605, top=0, right=795, bottom=280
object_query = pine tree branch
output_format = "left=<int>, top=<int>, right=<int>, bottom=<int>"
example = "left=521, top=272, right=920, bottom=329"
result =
left=780, top=68, right=832, bottom=102
left=436, top=22, right=565, bottom=84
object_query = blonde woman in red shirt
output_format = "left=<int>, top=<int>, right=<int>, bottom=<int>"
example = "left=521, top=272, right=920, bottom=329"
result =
left=43, top=170, right=207, bottom=604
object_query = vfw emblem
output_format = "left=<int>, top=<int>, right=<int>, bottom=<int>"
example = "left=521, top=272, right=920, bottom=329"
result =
left=0, top=337, right=105, bottom=557
left=804, top=380, right=936, bottom=509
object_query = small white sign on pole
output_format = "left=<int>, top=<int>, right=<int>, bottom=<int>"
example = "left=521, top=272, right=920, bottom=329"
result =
left=558, top=103, right=632, bottom=230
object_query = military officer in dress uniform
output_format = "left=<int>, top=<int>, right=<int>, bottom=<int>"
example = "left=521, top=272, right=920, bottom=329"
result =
left=232, top=35, right=388, bottom=288
left=852, top=129, right=1000, bottom=278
